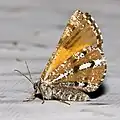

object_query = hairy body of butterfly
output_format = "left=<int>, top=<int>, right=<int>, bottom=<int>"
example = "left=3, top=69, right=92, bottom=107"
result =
left=24, top=10, right=107, bottom=103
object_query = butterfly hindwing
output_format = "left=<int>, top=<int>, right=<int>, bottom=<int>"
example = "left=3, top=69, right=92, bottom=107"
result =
left=47, top=45, right=106, bottom=92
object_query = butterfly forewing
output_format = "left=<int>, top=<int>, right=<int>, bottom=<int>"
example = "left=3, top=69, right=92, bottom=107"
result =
left=41, top=10, right=107, bottom=93
left=41, top=10, right=105, bottom=81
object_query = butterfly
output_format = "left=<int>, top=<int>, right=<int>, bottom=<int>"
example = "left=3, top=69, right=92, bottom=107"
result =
left=15, top=9, right=107, bottom=104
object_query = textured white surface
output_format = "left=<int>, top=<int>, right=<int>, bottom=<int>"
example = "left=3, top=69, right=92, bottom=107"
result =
left=0, top=0, right=120, bottom=119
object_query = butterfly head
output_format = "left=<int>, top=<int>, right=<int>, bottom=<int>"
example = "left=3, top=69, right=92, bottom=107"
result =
left=33, top=81, right=40, bottom=94
left=33, top=78, right=53, bottom=101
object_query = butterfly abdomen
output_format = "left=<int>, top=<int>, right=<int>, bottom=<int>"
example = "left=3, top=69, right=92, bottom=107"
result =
left=52, top=85, right=89, bottom=101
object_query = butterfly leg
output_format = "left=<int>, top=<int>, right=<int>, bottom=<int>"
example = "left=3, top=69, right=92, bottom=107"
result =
left=23, top=86, right=44, bottom=104
left=23, top=94, right=36, bottom=102
left=59, top=99, right=70, bottom=105
left=23, top=88, right=37, bottom=102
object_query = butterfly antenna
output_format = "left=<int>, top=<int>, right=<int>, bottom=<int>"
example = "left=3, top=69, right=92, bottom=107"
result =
left=14, top=69, right=34, bottom=85
left=25, top=61, right=32, bottom=80
left=15, top=62, right=45, bottom=104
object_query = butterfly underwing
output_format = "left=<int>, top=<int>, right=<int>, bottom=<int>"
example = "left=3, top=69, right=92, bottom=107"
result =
left=19, top=9, right=107, bottom=103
